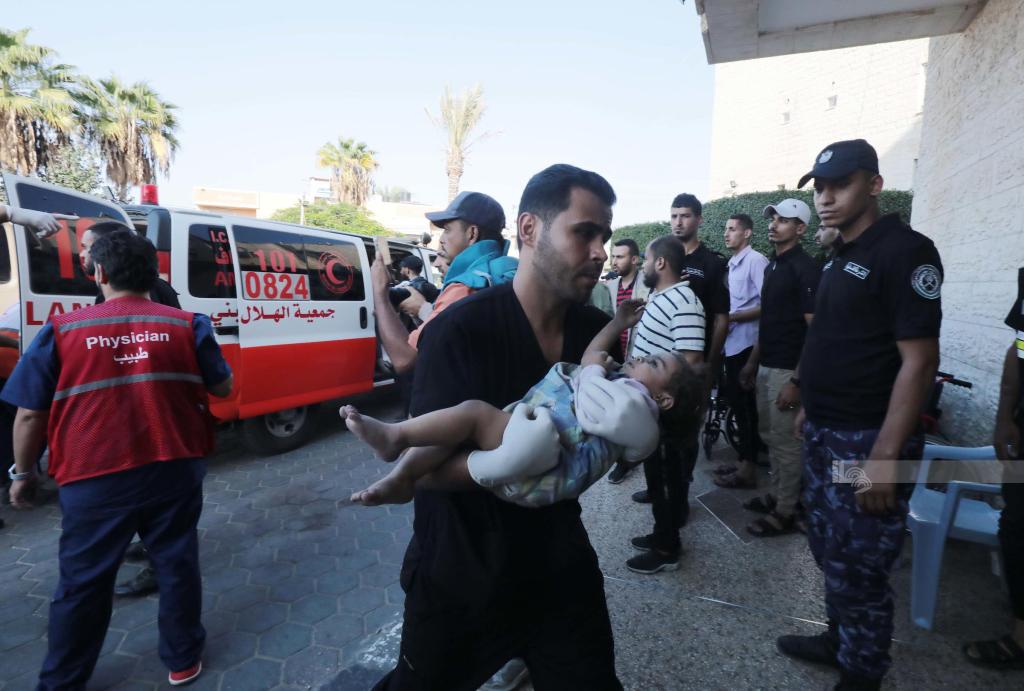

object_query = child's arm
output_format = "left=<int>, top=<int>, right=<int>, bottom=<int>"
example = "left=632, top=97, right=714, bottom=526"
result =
left=583, top=298, right=646, bottom=364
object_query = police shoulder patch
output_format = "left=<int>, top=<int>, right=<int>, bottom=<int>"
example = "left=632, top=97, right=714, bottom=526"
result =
left=911, top=264, right=942, bottom=299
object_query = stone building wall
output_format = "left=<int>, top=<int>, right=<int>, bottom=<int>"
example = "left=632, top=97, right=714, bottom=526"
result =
left=912, top=0, right=1024, bottom=444
left=708, top=39, right=929, bottom=198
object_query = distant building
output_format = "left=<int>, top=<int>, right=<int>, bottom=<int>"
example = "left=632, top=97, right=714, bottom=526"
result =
left=709, top=39, right=928, bottom=197
left=192, top=179, right=443, bottom=244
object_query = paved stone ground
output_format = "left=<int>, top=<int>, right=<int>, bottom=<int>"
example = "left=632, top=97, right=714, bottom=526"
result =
left=2, top=390, right=1021, bottom=690
left=0, top=391, right=411, bottom=691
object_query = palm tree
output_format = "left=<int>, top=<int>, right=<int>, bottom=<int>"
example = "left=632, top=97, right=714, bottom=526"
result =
left=77, top=76, right=179, bottom=200
left=317, top=137, right=378, bottom=207
left=426, top=84, right=487, bottom=202
left=0, top=28, right=79, bottom=175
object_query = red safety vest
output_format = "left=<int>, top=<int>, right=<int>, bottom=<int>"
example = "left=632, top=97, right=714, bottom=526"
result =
left=48, top=296, right=215, bottom=485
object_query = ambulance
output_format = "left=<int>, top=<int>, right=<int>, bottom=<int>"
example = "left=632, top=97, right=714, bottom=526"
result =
left=0, top=174, right=437, bottom=453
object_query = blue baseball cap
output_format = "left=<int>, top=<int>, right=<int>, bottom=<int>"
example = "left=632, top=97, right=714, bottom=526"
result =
left=798, top=139, right=880, bottom=188
left=425, top=191, right=505, bottom=234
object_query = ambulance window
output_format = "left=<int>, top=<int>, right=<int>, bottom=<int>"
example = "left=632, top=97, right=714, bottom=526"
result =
left=24, top=221, right=100, bottom=296
left=188, top=224, right=237, bottom=298
left=233, top=226, right=307, bottom=275
left=303, top=235, right=365, bottom=302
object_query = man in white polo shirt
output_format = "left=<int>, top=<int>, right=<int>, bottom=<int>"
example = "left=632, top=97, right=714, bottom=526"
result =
left=627, top=235, right=705, bottom=574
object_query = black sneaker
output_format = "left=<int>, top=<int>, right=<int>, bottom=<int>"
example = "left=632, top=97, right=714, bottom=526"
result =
left=630, top=534, right=656, bottom=551
left=834, top=670, right=881, bottom=691
left=777, top=630, right=840, bottom=669
left=114, top=567, right=158, bottom=597
left=607, top=462, right=632, bottom=484
left=124, top=541, right=149, bottom=561
left=626, top=549, right=680, bottom=574
left=631, top=489, right=650, bottom=503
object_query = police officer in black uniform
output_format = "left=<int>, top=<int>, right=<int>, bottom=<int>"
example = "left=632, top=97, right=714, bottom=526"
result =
left=777, top=139, right=942, bottom=691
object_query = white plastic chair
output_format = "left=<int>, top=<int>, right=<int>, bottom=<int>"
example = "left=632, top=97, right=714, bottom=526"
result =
left=907, top=444, right=1001, bottom=630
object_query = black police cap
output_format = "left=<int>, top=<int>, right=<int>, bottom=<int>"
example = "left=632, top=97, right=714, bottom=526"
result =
left=798, top=139, right=880, bottom=189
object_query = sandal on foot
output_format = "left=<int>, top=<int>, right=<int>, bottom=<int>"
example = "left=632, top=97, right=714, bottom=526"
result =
left=742, top=494, right=777, bottom=514
left=746, top=510, right=796, bottom=537
left=713, top=464, right=738, bottom=476
left=963, top=636, right=1024, bottom=670
left=713, top=472, right=756, bottom=489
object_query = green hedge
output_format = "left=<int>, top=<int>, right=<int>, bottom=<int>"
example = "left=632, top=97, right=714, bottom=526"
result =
left=613, top=189, right=913, bottom=259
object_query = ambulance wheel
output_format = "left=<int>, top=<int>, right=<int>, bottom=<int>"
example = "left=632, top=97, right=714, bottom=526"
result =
left=241, top=405, right=318, bottom=455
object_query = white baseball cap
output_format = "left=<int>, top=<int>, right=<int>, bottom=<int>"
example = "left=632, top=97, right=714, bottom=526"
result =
left=762, top=198, right=811, bottom=225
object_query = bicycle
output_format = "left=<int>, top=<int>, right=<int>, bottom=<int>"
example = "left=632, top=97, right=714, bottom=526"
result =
left=701, top=378, right=740, bottom=460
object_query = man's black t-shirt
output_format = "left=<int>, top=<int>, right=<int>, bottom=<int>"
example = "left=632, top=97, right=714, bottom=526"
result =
left=681, top=242, right=729, bottom=356
left=405, top=282, right=611, bottom=618
left=759, top=244, right=820, bottom=370
left=95, top=277, right=180, bottom=309
left=1006, top=266, right=1024, bottom=419
left=801, top=214, right=943, bottom=429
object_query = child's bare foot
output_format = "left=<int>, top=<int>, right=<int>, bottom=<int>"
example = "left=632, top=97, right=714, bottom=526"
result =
left=350, top=472, right=415, bottom=506
left=339, top=405, right=405, bottom=462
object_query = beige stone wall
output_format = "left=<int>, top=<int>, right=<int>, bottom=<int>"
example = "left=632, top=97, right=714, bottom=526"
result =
left=912, top=0, right=1024, bottom=445
left=709, top=39, right=929, bottom=197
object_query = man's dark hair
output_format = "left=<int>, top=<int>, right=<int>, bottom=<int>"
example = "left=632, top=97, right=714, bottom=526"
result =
left=647, top=235, right=686, bottom=276
left=85, top=220, right=135, bottom=237
left=612, top=238, right=639, bottom=257
left=670, top=193, right=702, bottom=216
left=728, top=213, right=754, bottom=231
left=90, top=229, right=158, bottom=293
left=516, top=164, right=616, bottom=248
left=399, top=255, right=423, bottom=274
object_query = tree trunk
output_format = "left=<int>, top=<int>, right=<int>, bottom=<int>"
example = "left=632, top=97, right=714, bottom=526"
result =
left=446, top=158, right=463, bottom=202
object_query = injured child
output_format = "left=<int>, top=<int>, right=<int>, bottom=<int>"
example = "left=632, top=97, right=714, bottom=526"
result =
left=342, top=299, right=704, bottom=508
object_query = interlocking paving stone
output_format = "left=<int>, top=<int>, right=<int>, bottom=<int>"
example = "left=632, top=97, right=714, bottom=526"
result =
left=339, top=587, right=387, bottom=615
left=269, top=575, right=316, bottom=603
left=281, top=645, right=340, bottom=687
left=315, top=570, right=359, bottom=596
left=221, top=657, right=282, bottom=690
left=236, top=601, right=288, bottom=633
left=217, top=584, right=269, bottom=612
left=290, top=593, right=339, bottom=625
left=313, top=613, right=365, bottom=649
left=258, top=622, right=313, bottom=659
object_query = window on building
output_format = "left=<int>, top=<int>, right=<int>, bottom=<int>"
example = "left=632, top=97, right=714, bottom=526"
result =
left=827, top=94, right=838, bottom=109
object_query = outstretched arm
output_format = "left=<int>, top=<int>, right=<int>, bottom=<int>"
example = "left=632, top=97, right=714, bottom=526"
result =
left=584, top=298, right=645, bottom=363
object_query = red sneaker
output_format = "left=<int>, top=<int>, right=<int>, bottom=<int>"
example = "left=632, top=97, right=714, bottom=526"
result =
left=168, top=661, right=202, bottom=686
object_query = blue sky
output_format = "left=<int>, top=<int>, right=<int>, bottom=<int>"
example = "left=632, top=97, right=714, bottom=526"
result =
left=9, top=0, right=714, bottom=226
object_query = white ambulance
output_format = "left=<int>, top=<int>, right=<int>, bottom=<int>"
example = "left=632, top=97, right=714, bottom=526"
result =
left=0, top=174, right=437, bottom=453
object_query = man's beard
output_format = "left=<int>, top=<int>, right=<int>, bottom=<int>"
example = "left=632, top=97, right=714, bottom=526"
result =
left=534, top=230, right=589, bottom=303
left=642, top=266, right=659, bottom=289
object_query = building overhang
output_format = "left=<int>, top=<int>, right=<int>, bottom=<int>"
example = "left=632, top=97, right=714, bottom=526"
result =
left=696, top=0, right=987, bottom=63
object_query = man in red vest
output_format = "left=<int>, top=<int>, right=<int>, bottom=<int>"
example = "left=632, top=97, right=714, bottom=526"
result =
left=4, top=230, right=233, bottom=689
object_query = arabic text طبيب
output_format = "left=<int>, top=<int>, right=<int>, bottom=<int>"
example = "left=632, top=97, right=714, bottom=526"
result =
left=114, top=347, right=150, bottom=365
left=85, top=332, right=170, bottom=350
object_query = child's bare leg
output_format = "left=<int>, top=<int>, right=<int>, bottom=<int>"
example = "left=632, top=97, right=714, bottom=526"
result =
left=340, top=401, right=510, bottom=462
left=351, top=444, right=456, bottom=505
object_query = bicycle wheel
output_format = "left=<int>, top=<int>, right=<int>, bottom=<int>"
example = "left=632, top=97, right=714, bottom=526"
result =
left=702, top=403, right=720, bottom=459
left=724, top=408, right=741, bottom=454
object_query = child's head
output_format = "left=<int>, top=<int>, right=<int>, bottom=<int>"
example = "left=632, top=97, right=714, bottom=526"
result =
left=622, top=352, right=705, bottom=433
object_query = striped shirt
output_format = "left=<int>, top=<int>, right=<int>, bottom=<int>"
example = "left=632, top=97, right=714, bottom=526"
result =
left=630, top=281, right=705, bottom=358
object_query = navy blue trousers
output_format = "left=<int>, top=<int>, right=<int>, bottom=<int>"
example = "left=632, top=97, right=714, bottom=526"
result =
left=802, top=421, right=920, bottom=682
left=38, top=459, right=206, bottom=691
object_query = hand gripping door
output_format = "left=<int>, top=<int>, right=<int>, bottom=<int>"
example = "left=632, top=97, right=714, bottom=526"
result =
left=2, top=174, right=131, bottom=350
